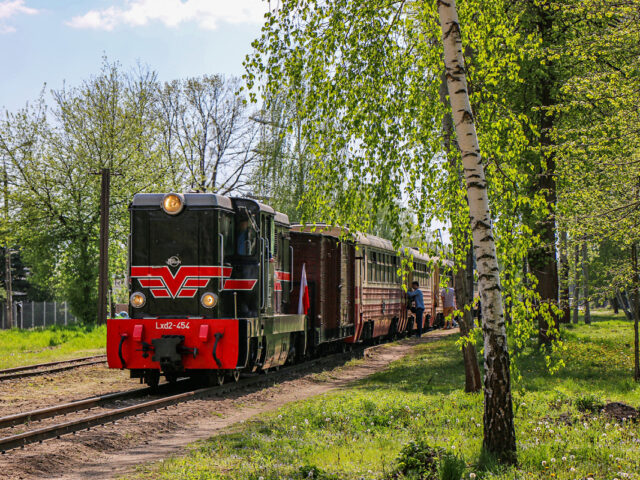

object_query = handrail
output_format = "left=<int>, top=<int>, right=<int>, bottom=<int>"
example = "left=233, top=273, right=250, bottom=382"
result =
left=289, top=245, right=294, bottom=293
left=263, top=238, right=270, bottom=309
left=260, top=237, right=265, bottom=310
left=218, top=232, right=224, bottom=291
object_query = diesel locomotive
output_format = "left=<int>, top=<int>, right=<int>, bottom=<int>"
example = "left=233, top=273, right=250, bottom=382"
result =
left=106, top=193, right=443, bottom=387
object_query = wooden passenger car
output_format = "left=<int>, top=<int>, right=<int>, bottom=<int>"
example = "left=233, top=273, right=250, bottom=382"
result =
left=289, top=226, right=441, bottom=345
left=289, top=226, right=356, bottom=347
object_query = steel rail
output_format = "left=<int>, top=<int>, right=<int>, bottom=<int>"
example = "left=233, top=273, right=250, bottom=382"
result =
left=0, top=386, right=152, bottom=429
left=0, top=359, right=108, bottom=382
left=0, top=348, right=370, bottom=453
left=0, top=355, right=107, bottom=375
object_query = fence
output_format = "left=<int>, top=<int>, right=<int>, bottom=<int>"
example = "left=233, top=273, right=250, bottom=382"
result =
left=0, top=301, right=78, bottom=329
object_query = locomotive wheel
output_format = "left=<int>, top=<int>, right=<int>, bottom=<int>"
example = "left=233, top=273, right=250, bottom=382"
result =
left=229, top=370, right=241, bottom=383
left=145, top=371, right=160, bottom=390
left=216, top=371, right=225, bottom=386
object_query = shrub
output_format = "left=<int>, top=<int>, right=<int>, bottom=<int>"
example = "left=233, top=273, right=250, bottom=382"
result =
left=438, top=452, right=466, bottom=480
left=392, top=439, right=439, bottom=479
left=575, top=394, right=605, bottom=413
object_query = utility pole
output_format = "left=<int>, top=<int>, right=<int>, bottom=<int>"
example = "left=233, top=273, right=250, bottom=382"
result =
left=97, top=168, right=110, bottom=325
left=3, top=165, right=13, bottom=329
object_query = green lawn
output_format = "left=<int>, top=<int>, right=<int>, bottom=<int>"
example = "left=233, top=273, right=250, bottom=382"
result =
left=0, top=324, right=106, bottom=369
left=125, top=311, right=640, bottom=480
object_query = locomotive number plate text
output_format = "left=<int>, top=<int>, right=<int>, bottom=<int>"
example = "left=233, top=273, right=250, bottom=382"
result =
left=155, top=321, right=191, bottom=330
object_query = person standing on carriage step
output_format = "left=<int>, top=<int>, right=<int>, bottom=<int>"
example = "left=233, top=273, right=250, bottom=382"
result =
left=407, top=281, right=424, bottom=338
left=441, top=281, right=456, bottom=329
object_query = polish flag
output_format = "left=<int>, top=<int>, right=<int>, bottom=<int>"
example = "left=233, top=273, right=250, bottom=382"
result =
left=298, top=263, right=310, bottom=315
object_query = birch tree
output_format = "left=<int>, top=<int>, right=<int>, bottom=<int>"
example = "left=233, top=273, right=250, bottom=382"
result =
left=438, top=0, right=515, bottom=459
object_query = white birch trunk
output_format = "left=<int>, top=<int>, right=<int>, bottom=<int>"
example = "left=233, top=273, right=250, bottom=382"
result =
left=437, top=0, right=516, bottom=462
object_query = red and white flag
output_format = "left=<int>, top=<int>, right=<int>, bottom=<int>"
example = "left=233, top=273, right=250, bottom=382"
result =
left=298, top=263, right=310, bottom=315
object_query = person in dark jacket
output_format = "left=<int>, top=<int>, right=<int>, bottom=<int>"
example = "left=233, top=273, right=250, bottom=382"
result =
left=407, top=281, right=424, bottom=338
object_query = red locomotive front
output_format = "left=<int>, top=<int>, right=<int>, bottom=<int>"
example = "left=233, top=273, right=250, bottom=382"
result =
left=107, top=193, right=305, bottom=387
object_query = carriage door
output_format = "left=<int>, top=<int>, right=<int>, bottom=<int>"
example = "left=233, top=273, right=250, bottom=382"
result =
left=339, top=241, right=353, bottom=334
left=260, top=213, right=274, bottom=314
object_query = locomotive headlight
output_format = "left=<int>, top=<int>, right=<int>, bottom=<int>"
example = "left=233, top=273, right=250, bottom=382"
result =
left=130, top=292, right=146, bottom=308
left=201, top=292, right=218, bottom=309
left=162, top=193, right=184, bottom=215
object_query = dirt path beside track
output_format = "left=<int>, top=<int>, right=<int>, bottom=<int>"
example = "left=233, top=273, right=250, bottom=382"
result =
left=0, top=366, right=132, bottom=417
left=0, top=329, right=457, bottom=480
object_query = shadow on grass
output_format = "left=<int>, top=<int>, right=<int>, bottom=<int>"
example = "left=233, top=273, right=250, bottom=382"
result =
left=357, top=314, right=638, bottom=402
left=355, top=336, right=469, bottom=396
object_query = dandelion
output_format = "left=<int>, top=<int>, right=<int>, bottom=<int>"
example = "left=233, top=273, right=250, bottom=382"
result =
left=291, top=425, right=297, bottom=430
left=451, top=445, right=456, bottom=450
left=259, top=477, right=265, bottom=480
left=278, top=414, right=283, bottom=419
left=304, top=419, right=309, bottom=425
left=325, top=417, right=331, bottom=422
left=570, top=467, right=576, bottom=472
left=609, top=454, right=614, bottom=458
left=470, top=474, right=477, bottom=479
left=542, top=461, right=547, bottom=466
left=562, top=456, right=567, bottom=461
left=550, top=457, right=555, bottom=463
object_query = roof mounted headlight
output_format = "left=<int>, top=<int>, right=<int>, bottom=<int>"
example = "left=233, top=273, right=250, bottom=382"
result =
left=162, top=193, right=184, bottom=215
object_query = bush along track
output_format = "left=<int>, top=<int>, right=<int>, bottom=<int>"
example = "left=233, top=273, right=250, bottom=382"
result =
left=124, top=316, right=640, bottom=480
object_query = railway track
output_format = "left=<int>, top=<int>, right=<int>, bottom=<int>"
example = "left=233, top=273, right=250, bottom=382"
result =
left=0, top=346, right=373, bottom=453
left=0, top=355, right=107, bottom=381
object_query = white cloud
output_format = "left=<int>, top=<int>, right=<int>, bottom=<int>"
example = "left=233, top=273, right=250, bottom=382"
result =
left=0, top=0, right=38, bottom=34
left=66, top=0, right=269, bottom=31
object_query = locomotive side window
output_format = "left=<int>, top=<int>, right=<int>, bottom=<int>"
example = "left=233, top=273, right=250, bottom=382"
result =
left=236, top=211, right=258, bottom=256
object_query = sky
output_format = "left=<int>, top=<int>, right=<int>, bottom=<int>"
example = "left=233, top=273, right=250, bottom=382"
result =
left=0, top=0, right=268, bottom=112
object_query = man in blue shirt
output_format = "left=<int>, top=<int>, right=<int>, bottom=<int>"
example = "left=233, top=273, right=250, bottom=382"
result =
left=407, top=281, right=424, bottom=338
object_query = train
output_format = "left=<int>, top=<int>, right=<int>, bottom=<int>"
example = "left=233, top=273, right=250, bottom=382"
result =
left=106, top=193, right=446, bottom=387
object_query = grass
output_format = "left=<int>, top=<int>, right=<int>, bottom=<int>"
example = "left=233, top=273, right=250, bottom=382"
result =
left=124, top=310, right=640, bottom=480
left=0, top=324, right=106, bottom=369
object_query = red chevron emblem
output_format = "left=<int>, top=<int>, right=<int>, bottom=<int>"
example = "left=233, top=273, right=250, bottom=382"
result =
left=131, top=266, right=231, bottom=299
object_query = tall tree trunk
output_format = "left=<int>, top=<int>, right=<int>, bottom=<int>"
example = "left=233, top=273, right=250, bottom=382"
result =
left=439, top=73, right=482, bottom=394
left=582, top=242, right=591, bottom=324
left=631, top=243, right=640, bottom=382
left=572, top=242, right=580, bottom=324
left=522, top=4, right=559, bottom=345
left=558, top=230, right=570, bottom=323
left=455, top=247, right=483, bottom=393
left=438, top=0, right=516, bottom=463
